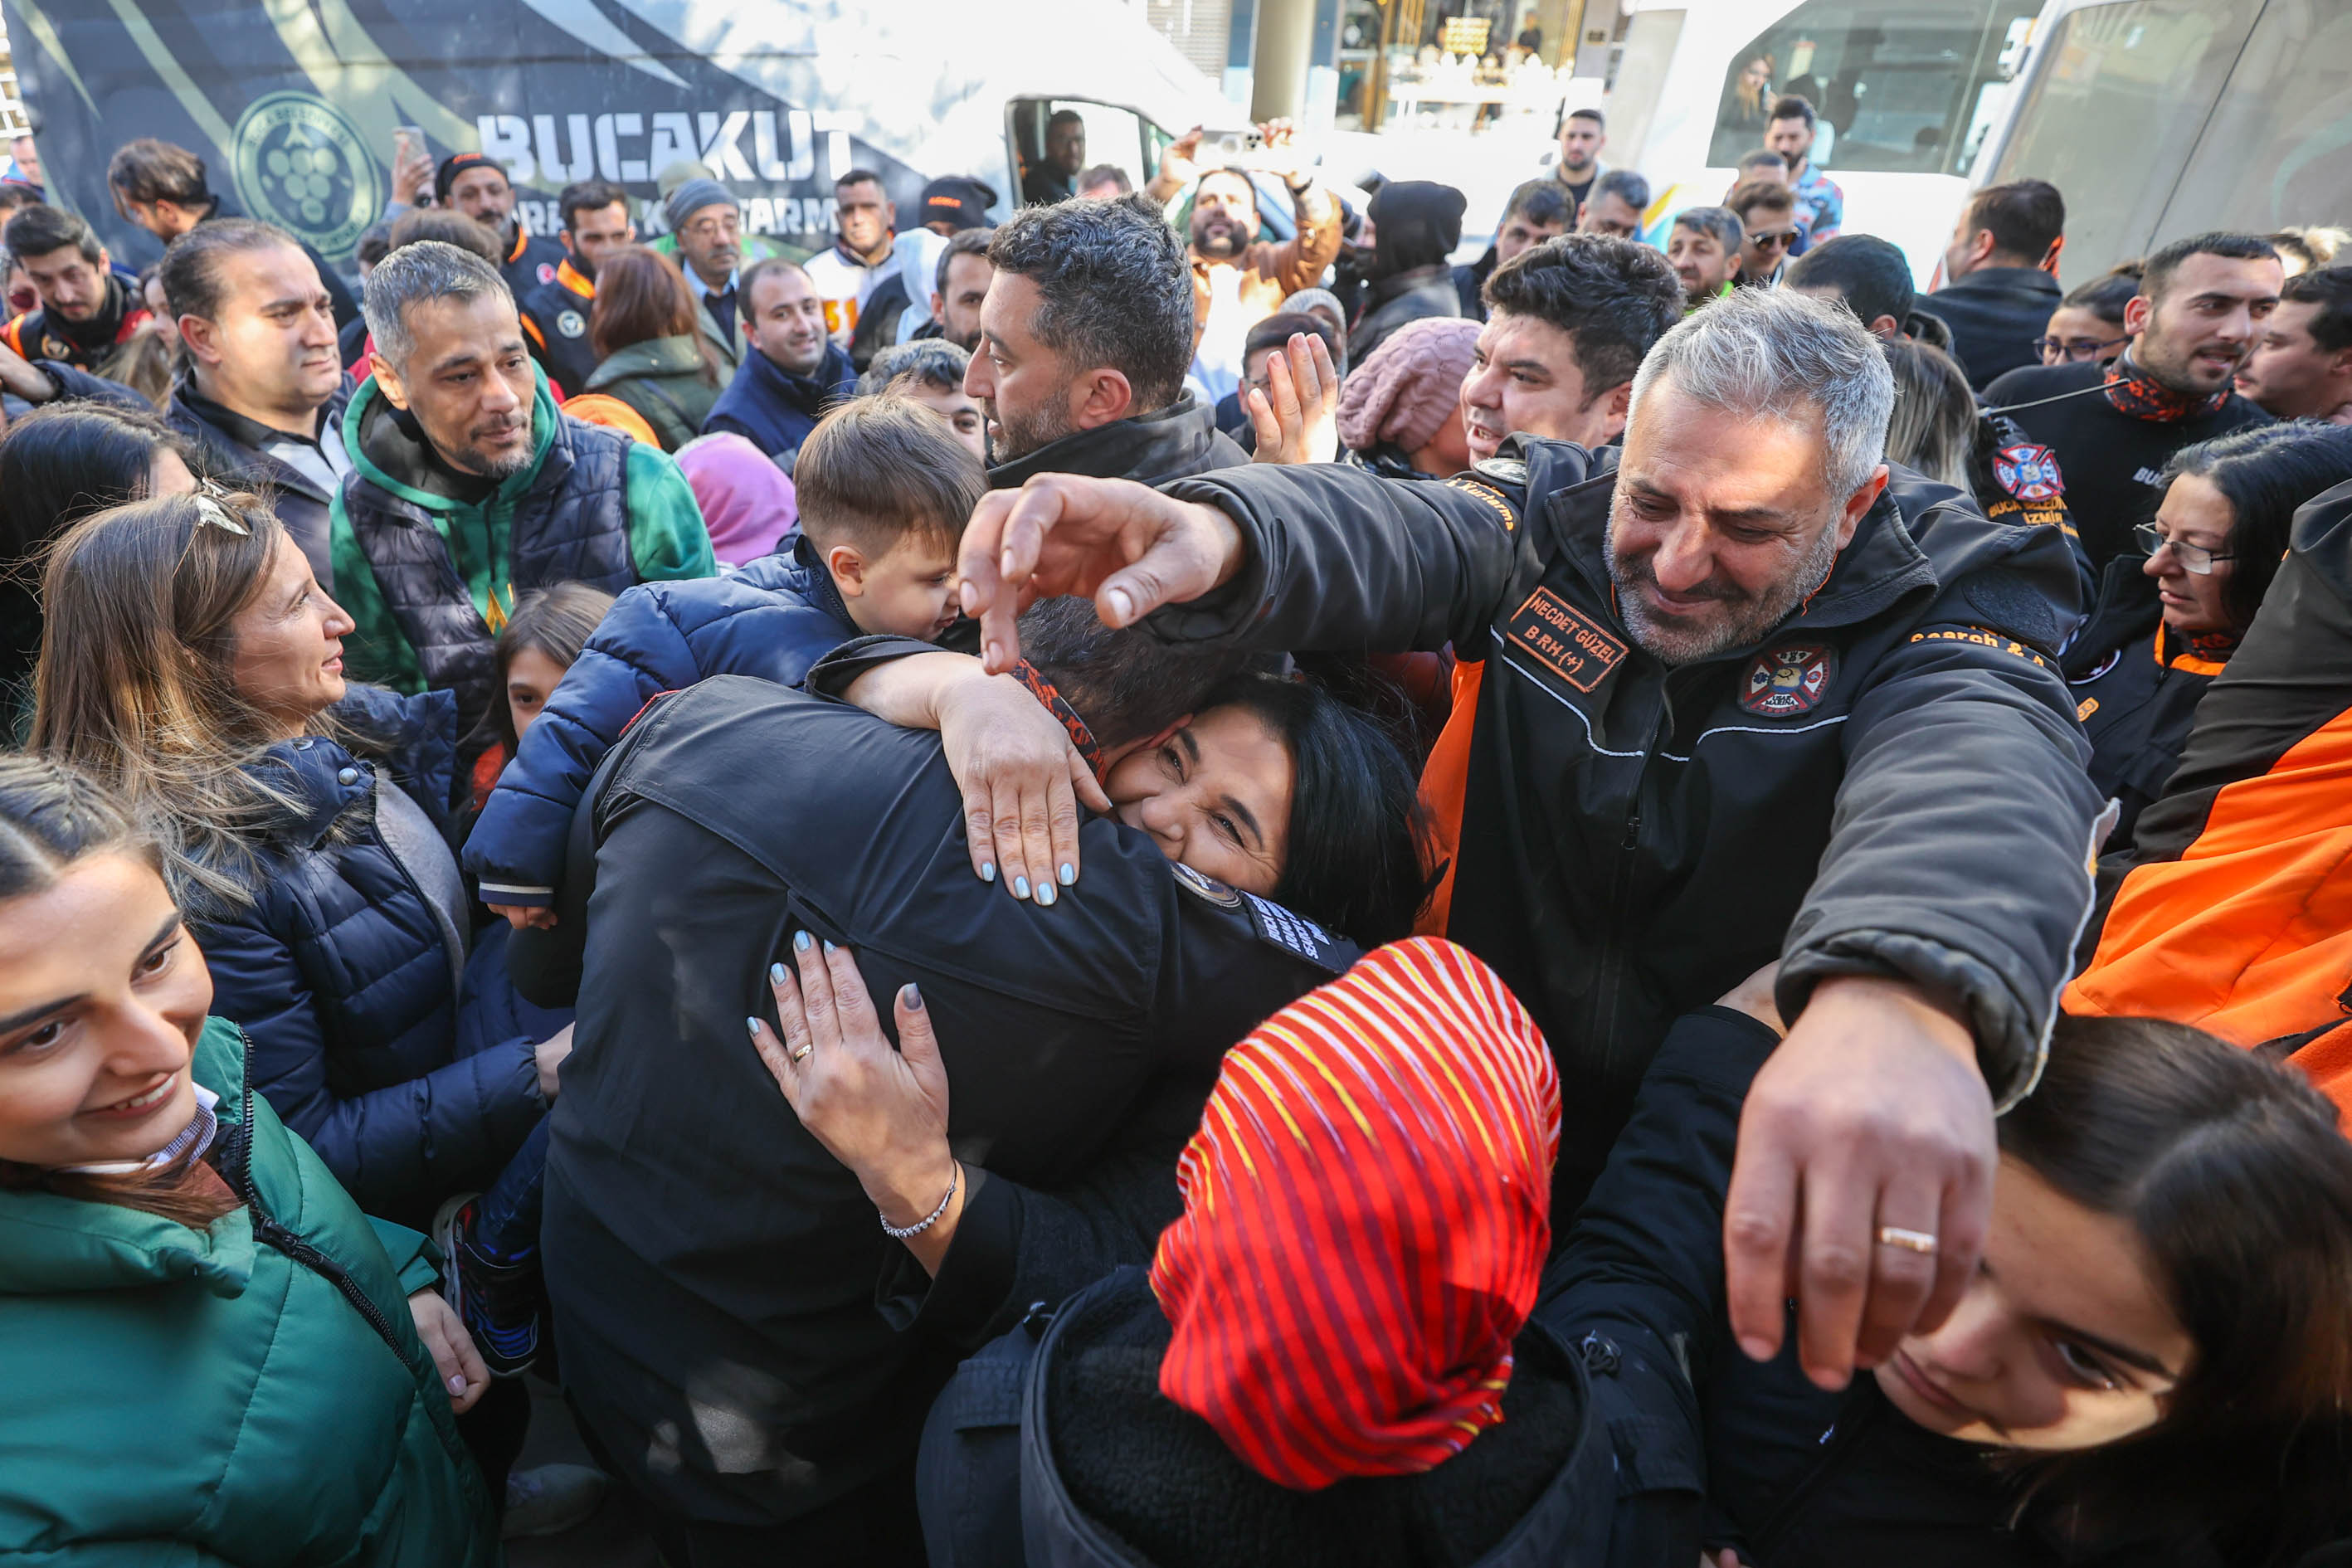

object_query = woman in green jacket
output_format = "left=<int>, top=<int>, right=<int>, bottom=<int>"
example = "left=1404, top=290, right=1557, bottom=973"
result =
left=0, top=753, right=501, bottom=1567
left=578, top=247, right=726, bottom=451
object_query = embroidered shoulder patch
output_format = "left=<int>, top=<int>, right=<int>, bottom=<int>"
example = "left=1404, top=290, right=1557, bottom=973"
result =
left=2072, top=648, right=2121, bottom=684
left=557, top=309, right=587, bottom=338
left=1242, top=891, right=1349, bottom=971
left=1907, top=626, right=2053, bottom=670
left=1738, top=642, right=1837, bottom=716
left=1444, top=475, right=1518, bottom=532
left=1472, top=455, right=1529, bottom=487
left=1993, top=443, right=2064, bottom=504
left=1171, top=861, right=1243, bottom=908
left=1503, top=587, right=1625, bottom=693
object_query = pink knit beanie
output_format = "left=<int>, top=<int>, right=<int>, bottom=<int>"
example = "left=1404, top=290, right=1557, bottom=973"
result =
left=1337, top=315, right=1481, bottom=457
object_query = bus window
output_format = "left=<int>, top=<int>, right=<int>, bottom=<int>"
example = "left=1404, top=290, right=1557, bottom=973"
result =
left=1007, top=98, right=1159, bottom=204
left=1986, top=0, right=2263, bottom=280
left=2152, top=1, right=2352, bottom=269
left=1708, top=0, right=2043, bottom=174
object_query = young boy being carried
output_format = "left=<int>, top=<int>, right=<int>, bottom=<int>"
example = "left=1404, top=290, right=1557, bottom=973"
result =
left=464, top=395, right=980, bottom=923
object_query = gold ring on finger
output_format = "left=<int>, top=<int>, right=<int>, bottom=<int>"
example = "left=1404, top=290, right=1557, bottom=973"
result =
left=1876, top=1225, right=1938, bottom=1255
left=790, top=1044, right=813, bottom=1063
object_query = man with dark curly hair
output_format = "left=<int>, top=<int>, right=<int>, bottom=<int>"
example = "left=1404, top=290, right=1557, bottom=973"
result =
left=1459, top=231, right=1685, bottom=463
left=968, top=193, right=1246, bottom=485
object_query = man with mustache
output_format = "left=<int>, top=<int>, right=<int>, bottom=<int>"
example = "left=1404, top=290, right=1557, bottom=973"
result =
left=328, top=240, right=714, bottom=768
left=666, top=178, right=752, bottom=383
left=0, top=216, right=353, bottom=590
left=964, top=194, right=1249, bottom=489
left=1458, top=232, right=1683, bottom=465
left=953, top=286, right=2106, bottom=1407
left=1984, top=232, right=2281, bottom=571
left=1145, top=120, right=1342, bottom=402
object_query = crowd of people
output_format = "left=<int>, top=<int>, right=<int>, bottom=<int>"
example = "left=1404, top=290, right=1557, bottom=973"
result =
left=2, top=94, right=2352, bottom=1568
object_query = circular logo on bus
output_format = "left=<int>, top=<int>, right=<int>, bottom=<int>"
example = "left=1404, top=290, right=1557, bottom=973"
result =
left=231, top=92, right=380, bottom=261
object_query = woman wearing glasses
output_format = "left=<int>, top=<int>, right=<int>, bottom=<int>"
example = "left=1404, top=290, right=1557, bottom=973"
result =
left=2069, top=421, right=2352, bottom=843
left=2035, top=262, right=2141, bottom=368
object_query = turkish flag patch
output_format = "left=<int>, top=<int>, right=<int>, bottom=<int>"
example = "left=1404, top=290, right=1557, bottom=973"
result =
left=1738, top=642, right=1837, bottom=716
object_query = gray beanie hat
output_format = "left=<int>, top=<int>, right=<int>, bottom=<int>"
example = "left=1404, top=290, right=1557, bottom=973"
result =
left=665, top=178, right=736, bottom=232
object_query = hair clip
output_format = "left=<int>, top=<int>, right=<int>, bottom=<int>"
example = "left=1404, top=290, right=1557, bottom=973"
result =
left=192, top=495, right=251, bottom=538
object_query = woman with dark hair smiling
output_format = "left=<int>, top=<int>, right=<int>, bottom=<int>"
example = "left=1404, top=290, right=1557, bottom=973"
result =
left=0, top=753, right=499, bottom=1566
left=2069, top=421, right=2352, bottom=841
left=29, top=489, right=601, bottom=1534
left=1546, top=975, right=2352, bottom=1567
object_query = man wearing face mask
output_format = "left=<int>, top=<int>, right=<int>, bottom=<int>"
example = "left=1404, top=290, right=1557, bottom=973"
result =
left=1145, top=122, right=1342, bottom=402
left=329, top=241, right=713, bottom=759
left=701, top=258, right=859, bottom=472
left=953, top=286, right=2106, bottom=1407
left=965, top=195, right=1247, bottom=488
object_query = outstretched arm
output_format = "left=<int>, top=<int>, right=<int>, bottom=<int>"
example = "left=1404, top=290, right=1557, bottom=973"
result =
left=1730, top=535, right=2104, bottom=1388
left=955, top=459, right=1533, bottom=672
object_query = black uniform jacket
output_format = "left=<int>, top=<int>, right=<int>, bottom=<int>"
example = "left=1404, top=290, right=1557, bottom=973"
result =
left=1980, top=362, right=2271, bottom=569
left=1155, top=442, right=2106, bottom=1210
left=533, top=674, right=1353, bottom=1529
left=2071, top=623, right=2224, bottom=851
left=518, top=258, right=601, bottom=398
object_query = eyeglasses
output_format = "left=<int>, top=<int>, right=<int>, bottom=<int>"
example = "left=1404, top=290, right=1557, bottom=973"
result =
left=2033, top=334, right=2129, bottom=363
left=2133, top=522, right=2235, bottom=574
left=1745, top=227, right=1799, bottom=250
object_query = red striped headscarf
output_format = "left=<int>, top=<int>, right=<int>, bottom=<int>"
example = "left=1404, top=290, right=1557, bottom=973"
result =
left=1148, top=937, right=1561, bottom=1491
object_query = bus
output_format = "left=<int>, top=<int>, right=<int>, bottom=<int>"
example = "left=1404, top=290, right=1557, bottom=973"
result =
left=1968, top=0, right=2352, bottom=281
left=1603, top=0, right=2049, bottom=286
left=6, top=0, right=1229, bottom=269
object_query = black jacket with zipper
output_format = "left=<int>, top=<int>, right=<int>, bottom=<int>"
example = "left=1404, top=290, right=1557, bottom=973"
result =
left=1154, top=442, right=2106, bottom=1214
left=1927, top=266, right=2062, bottom=391
left=986, top=394, right=1247, bottom=490
left=168, top=374, right=355, bottom=591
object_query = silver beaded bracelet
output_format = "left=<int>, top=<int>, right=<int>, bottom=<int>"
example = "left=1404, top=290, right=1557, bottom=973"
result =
left=879, top=1163, right=960, bottom=1239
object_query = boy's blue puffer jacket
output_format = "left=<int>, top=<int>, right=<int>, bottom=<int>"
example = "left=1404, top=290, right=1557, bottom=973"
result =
left=462, top=533, right=861, bottom=907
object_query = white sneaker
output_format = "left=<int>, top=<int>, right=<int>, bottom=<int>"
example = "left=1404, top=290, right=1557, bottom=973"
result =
left=502, top=1462, right=609, bottom=1539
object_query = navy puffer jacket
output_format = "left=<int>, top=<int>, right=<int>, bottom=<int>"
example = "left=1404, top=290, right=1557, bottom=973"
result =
left=462, top=533, right=860, bottom=907
left=197, top=685, right=545, bottom=1228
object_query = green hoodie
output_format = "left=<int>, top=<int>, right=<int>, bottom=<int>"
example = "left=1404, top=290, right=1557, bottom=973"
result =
left=329, top=367, right=715, bottom=694
left=0, top=1017, right=500, bottom=1566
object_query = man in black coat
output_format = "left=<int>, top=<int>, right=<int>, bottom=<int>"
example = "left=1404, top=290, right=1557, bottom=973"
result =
left=970, top=194, right=1249, bottom=490
left=955, top=287, right=2106, bottom=1400
left=1984, top=231, right=2279, bottom=570
left=528, top=609, right=1346, bottom=1563
left=699, top=256, right=857, bottom=473
left=1928, top=179, right=2066, bottom=391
